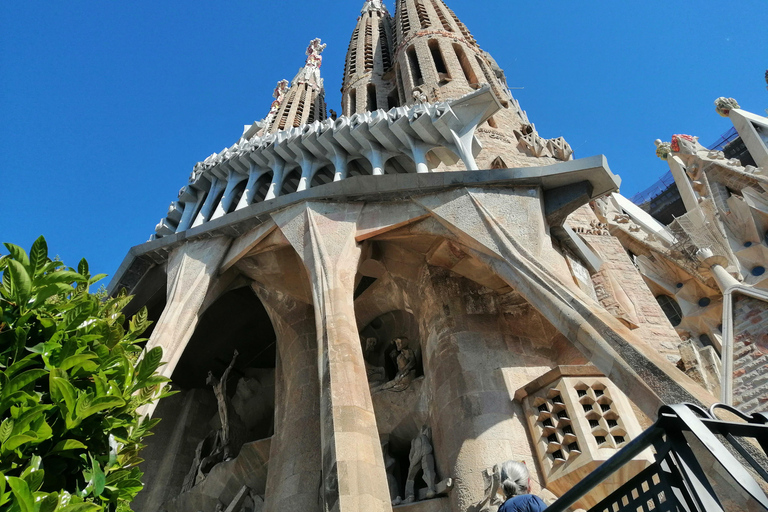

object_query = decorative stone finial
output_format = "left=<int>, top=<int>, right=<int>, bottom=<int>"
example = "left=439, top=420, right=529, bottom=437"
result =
left=293, top=38, right=326, bottom=90
left=714, top=97, right=740, bottom=117
left=654, top=139, right=671, bottom=160
left=361, top=0, right=388, bottom=15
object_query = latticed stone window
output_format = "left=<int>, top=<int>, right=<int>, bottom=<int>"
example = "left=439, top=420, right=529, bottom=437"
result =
left=515, top=366, right=653, bottom=510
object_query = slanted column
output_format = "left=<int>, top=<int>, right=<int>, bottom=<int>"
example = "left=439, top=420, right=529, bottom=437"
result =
left=251, top=282, right=322, bottom=512
left=176, top=188, right=205, bottom=232
left=192, top=177, right=225, bottom=228
left=211, top=171, right=247, bottom=219
left=333, top=152, right=348, bottom=181
left=265, top=160, right=286, bottom=200
left=272, top=202, right=392, bottom=512
left=142, top=236, right=231, bottom=417
left=236, top=164, right=267, bottom=210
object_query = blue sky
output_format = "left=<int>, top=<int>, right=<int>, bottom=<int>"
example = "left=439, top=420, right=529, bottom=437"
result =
left=1, top=0, right=766, bottom=279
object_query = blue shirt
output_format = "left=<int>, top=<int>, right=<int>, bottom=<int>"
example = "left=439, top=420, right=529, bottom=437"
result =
left=498, top=494, right=547, bottom=512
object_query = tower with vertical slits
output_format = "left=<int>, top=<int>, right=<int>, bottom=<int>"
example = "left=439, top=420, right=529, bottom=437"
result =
left=341, top=0, right=397, bottom=116
left=268, top=38, right=328, bottom=133
left=333, top=0, right=571, bottom=170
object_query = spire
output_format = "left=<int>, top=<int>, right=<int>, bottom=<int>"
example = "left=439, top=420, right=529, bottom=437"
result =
left=390, top=0, right=509, bottom=107
left=268, top=39, right=328, bottom=133
left=342, top=1, right=396, bottom=115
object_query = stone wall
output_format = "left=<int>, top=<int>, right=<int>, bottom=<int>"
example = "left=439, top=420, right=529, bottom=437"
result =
left=732, top=294, right=768, bottom=412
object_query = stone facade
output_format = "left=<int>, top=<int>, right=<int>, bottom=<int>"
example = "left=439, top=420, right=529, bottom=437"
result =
left=111, top=2, right=768, bottom=512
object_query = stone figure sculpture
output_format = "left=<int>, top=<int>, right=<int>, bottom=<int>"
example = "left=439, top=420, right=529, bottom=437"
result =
left=295, top=38, right=326, bottom=88
left=404, top=425, right=437, bottom=503
left=715, top=96, right=740, bottom=117
left=363, top=336, right=387, bottom=388
left=375, top=337, right=416, bottom=392
left=470, top=464, right=503, bottom=512
left=207, top=350, right=239, bottom=459
left=381, top=438, right=403, bottom=505
left=412, top=88, right=428, bottom=104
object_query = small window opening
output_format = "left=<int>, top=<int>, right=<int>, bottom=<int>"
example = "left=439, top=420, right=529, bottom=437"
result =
left=367, top=84, right=377, bottom=111
left=407, top=46, right=423, bottom=86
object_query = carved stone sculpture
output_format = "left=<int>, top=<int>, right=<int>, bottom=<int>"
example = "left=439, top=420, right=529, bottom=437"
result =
left=470, top=464, right=502, bottom=512
left=412, top=88, right=428, bottom=104
left=207, top=350, right=239, bottom=459
left=715, top=96, right=740, bottom=117
left=404, top=425, right=437, bottom=503
left=294, top=38, right=326, bottom=89
left=363, top=336, right=387, bottom=388
left=374, top=337, right=416, bottom=392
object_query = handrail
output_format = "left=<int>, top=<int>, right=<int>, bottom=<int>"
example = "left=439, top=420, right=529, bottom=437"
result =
left=544, top=403, right=768, bottom=512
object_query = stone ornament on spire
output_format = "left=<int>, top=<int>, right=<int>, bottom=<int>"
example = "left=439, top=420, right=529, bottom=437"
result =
left=262, top=79, right=289, bottom=133
left=293, top=38, right=326, bottom=90
left=361, top=0, right=388, bottom=15
left=714, top=97, right=740, bottom=117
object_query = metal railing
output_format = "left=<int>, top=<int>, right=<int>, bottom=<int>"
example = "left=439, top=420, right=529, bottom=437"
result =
left=546, top=403, right=768, bottom=512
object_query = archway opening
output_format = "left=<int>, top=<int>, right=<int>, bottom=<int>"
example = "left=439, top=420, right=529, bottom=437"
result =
left=280, top=168, right=302, bottom=195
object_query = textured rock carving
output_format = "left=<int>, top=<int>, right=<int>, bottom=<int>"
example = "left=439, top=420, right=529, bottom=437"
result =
left=374, top=337, right=416, bottom=392
left=715, top=96, right=740, bottom=117
left=404, top=425, right=437, bottom=503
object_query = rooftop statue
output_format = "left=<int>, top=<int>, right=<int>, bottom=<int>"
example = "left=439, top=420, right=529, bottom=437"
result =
left=294, top=38, right=326, bottom=90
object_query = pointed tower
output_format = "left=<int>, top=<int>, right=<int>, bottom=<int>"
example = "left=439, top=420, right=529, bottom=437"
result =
left=268, top=38, right=328, bottom=133
left=389, top=0, right=573, bottom=169
left=341, top=0, right=397, bottom=115
left=391, top=0, right=511, bottom=105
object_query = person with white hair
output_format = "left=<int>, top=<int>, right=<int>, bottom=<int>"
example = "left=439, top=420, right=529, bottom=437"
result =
left=497, top=460, right=546, bottom=512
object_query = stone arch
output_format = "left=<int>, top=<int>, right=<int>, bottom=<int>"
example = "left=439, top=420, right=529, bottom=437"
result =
left=384, top=154, right=417, bottom=174
left=226, top=179, right=248, bottom=214
left=139, top=286, right=277, bottom=511
left=252, top=171, right=273, bottom=203
left=348, top=158, right=374, bottom=177
left=280, top=167, right=302, bottom=195
left=310, top=165, right=335, bottom=188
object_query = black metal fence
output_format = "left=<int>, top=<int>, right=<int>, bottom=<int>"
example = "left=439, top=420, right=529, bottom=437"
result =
left=545, top=403, right=768, bottom=512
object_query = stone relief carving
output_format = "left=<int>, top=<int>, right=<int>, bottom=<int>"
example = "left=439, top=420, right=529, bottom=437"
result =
left=404, top=425, right=437, bottom=503
left=363, top=336, right=387, bottom=388
left=207, top=350, right=239, bottom=460
left=470, top=464, right=503, bottom=512
left=294, top=38, right=326, bottom=89
left=715, top=96, right=740, bottom=117
left=373, top=337, right=416, bottom=393
left=262, top=79, right=289, bottom=134
left=412, top=87, right=428, bottom=104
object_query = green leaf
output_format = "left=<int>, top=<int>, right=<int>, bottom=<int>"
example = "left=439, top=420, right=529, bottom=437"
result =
left=59, top=503, right=101, bottom=512
left=20, top=456, right=44, bottom=492
left=77, top=259, right=89, bottom=278
left=6, top=477, right=34, bottom=512
left=51, top=439, right=88, bottom=452
left=61, top=302, right=94, bottom=331
left=0, top=419, right=12, bottom=443
left=29, top=236, right=48, bottom=278
left=79, top=396, right=126, bottom=419
left=6, top=259, right=32, bottom=305
left=2, top=433, right=37, bottom=451
left=3, top=243, right=30, bottom=269
left=60, top=354, right=97, bottom=371
left=136, top=347, right=163, bottom=384
left=37, top=492, right=59, bottom=512
left=36, top=271, right=85, bottom=287
left=0, top=472, right=6, bottom=507
left=88, top=274, right=107, bottom=286
left=6, top=369, right=48, bottom=396
left=1, top=268, right=11, bottom=298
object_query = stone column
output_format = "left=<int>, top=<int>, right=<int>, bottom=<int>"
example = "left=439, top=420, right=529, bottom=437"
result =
left=142, top=236, right=231, bottom=416
left=251, top=283, right=322, bottom=512
left=272, top=202, right=392, bottom=512
left=415, top=268, right=528, bottom=511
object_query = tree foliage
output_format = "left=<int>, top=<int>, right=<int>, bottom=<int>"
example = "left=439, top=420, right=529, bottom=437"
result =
left=0, top=236, right=173, bottom=512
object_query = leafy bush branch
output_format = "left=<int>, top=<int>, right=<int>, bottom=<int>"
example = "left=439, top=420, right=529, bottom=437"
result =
left=0, top=236, right=173, bottom=512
